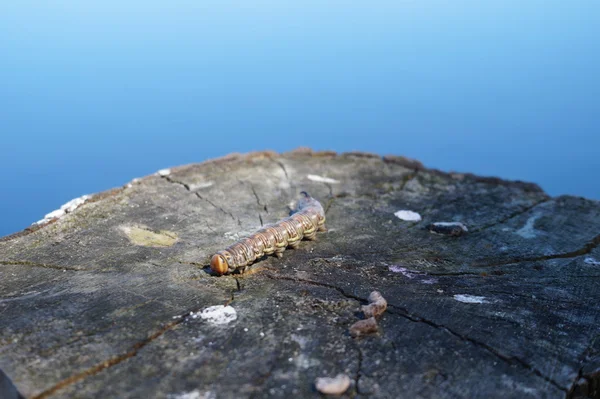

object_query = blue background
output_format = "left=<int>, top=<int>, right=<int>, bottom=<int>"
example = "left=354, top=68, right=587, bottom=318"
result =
left=1, top=1, right=599, bottom=237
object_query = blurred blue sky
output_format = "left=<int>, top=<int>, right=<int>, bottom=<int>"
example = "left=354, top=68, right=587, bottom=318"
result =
left=1, top=1, right=599, bottom=237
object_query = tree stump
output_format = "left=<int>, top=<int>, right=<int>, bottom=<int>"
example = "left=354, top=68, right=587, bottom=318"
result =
left=1, top=149, right=598, bottom=398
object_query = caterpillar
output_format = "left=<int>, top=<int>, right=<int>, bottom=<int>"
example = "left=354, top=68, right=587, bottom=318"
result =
left=210, top=192, right=326, bottom=275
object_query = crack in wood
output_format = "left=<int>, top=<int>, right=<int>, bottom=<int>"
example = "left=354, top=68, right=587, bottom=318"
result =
left=29, top=300, right=227, bottom=399
left=250, top=184, right=265, bottom=211
left=324, top=198, right=335, bottom=215
left=354, top=344, right=364, bottom=395
left=162, top=174, right=240, bottom=224
left=30, top=319, right=184, bottom=399
left=471, top=198, right=552, bottom=233
left=161, top=175, right=190, bottom=191
left=195, top=193, right=237, bottom=222
left=473, top=233, right=600, bottom=268
left=274, top=160, right=289, bottom=182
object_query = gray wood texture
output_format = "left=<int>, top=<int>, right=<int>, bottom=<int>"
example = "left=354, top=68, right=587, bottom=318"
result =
left=1, top=149, right=598, bottom=398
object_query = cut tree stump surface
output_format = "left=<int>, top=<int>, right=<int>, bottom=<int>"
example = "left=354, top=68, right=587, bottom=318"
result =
left=1, top=149, right=599, bottom=399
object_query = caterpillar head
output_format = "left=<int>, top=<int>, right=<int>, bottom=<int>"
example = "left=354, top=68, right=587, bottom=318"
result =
left=210, top=253, right=230, bottom=275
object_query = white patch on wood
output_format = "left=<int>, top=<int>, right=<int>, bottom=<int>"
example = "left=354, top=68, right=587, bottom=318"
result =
left=157, top=168, right=171, bottom=177
left=394, top=210, right=422, bottom=222
left=34, top=194, right=90, bottom=225
left=192, top=305, right=237, bottom=325
left=454, top=294, right=488, bottom=304
left=516, top=215, right=540, bottom=239
left=584, top=257, right=600, bottom=266
left=315, top=374, right=351, bottom=395
left=307, top=174, right=340, bottom=184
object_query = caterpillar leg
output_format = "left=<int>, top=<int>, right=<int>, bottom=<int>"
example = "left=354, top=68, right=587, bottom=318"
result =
left=303, top=232, right=317, bottom=240
left=274, top=250, right=284, bottom=258
left=318, top=225, right=327, bottom=232
left=288, top=241, right=301, bottom=248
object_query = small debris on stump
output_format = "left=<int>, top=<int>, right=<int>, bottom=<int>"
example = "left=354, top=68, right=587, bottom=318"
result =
left=427, top=222, right=468, bottom=236
left=315, top=373, right=351, bottom=395
left=394, top=210, right=422, bottom=222
left=350, top=291, right=388, bottom=337
left=349, top=317, right=378, bottom=338
left=361, top=291, right=387, bottom=318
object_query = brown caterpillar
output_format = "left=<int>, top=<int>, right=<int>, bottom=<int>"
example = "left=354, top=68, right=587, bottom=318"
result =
left=210, top=192, right=326, bottom=275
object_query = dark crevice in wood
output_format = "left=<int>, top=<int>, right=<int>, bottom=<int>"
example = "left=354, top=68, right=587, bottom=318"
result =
left=271, top=158, right=296, bottom=199
left=274, top=160, right=289, bottom=182
left=161, top=175, right=191, bottom=191
left=250, top=184, right=266, bottom=211
left=325, top=182, right=334, bottom=198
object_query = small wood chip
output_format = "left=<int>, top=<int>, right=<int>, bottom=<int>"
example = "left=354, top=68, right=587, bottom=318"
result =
left=427, top=222, right=468, bottom=236
left=315, top=373, right=351, bottom=395
left=361, top=291, right=387, bottom=318
left=349, top=317, right=378, bottom=337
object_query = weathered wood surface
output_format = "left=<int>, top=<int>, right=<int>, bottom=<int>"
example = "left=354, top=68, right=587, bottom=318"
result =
left=1, top=149, right=599, bottom=399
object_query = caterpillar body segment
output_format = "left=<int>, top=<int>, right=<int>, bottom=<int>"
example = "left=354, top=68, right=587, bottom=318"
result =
left=210, top=192, right=326, bottom=275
